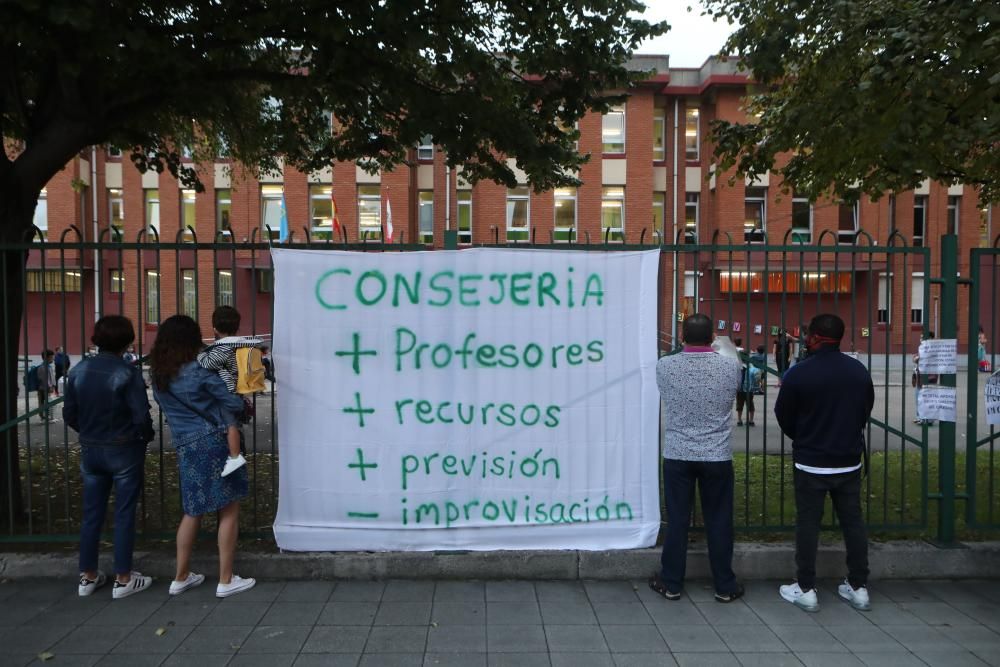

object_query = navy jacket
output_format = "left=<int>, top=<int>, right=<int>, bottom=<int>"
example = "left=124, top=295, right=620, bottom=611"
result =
left=774, top=346, right=875, bottom=468
left=64, top=352, right=154, bottom=447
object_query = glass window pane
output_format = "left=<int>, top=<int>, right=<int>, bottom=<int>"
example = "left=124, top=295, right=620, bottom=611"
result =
left=457, top=191, right=472, bottom=243
left=146, top=270, right=160, bottom=324
left=684, top=193, right=699, bottom=243
left=217, top=270, right=234, bottom=306
left=506, top=187, right=530, bottom=242
left=182, top=270, right=197, bottom=319
left=419, top=191, right=434, bottom=244
left=216, top=189, right=231, bottom=234
left=261, top=185, right=284, bottom=239
left=554, top=188, right=576, bottom=242
left=653, top=113, right=665, bottom=161
left=358, top=185, right=381, bottom=238
left=33, top=190, right=48, bottom=239
left=652, top=192, right=665, bottom=241
left=144, top=189, right=160, bottom=233
left=685, top=107, right=700, bottom=160
left=310, top=185, right=333, bottom=238
left=602, top=106, right=625, bottom=153
left=601, top=187, right=624, bottom=242
left=181, top=189, right=196, bottom=229
left=744, top=187, right=766, bottom=242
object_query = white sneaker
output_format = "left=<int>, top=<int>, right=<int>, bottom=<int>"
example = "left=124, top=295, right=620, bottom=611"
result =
left=169, top=572, right=206, bottom=596
left=78, top=571, right=107, bottom=597
left=216, top=575, right=256, bottom=598
left=779, top=582, right=819, bottom=612
left=221, top=454, right=247, bottom=478
left=112, top=572, right=152, bottom=599
left=838, top=580, right=872, bottom=611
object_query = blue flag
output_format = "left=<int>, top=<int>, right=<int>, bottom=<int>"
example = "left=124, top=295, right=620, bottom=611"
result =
left=278, top=196, right=289, bottom=242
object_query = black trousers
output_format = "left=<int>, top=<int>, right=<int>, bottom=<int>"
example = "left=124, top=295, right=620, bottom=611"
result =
left=660, top=458, right=738, bottom=595
left=793, top=467, right=869, bottom=591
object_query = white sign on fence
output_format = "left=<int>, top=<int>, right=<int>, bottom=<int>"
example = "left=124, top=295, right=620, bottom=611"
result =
left=917, top=339, right=958, bottom=375
left=917, top=386, right=957, bottom=423
left=986, top=371, right=1000, bottom=426
left=270, top=248, right=661, bottom=551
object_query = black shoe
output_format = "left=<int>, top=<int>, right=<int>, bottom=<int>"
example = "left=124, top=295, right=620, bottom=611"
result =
left=715, top=583, right=745, bottom=603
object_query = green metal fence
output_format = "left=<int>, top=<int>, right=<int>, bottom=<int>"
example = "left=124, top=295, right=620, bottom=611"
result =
left=1, top=226, right=992, bottom=545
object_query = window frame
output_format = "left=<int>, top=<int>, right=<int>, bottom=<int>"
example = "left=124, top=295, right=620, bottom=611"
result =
left=33, top=189, right=48, bottom=240
left=947, top=195, right=960, bottom=236
left=505, top=186, right=531, bottom=243
left=910, top=272, right=925, bottom=325
left=791, top=192, right=813, bottom=244
left=838, top=198, right=859, bottom=243
left=684, top=193, right=699, bottom=244
left=260, top=184, right=284, bottom=240
left=601, top=105, right=626, bottom=154
left=417, top=135, right=434, bottom=161
left=25, top=270, right=82, bottom=293
left=652, top=192, right=666, bottom=242
left=181, top=189, right=196, bottom=231
left=652, top=109, right=666, bottom=162
left=181, top=269, right=197, bottom=319
left=216, top=188, right=232, bottom=236
left=108, top=188, right=125, bottom=237
left=110, top=269, right=124, bottom=295
left=744, top=187, right=767, bottom=243
left=877, top=273, right=892, bottom=324
left=553, top=187, right=577, bottom=243
left=145, top=270, right=160, bottom=325
left=685, top=106, right=700, bottom=161
left=601, top=186, right=625, bottom=243
left=217, top=269, right=234, bottom=306
left=913, top=195, right=927, bottom=247
left=357, top=185, right=382, bottom=239
left=456, top=191, right=472, bottom=244
left=418, top=190, right=434, bottom=244
left=309, top=184, right=334, bottom=239
left=144, top=189, right=160, bottom=234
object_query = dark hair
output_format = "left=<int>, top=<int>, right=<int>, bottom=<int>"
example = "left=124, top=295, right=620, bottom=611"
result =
left=682, top=314, right=712, bottom=346
left=756, top=345, right=765, bottom=354
left=807, top=313, right=845, bottom=342
left=149, top=315, right=203, bottom=391
left=91, top=315, right=135, bottom=353
left=734, top=338, right=743, bottom=347
left=42, top=349, right=54, bottom=359
left=260, top=344, right=270, bottom=353
left=212, top=305, right=241, bottom=335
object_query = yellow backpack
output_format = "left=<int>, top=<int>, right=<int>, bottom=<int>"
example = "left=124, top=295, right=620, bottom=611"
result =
left=236, top=347, right=267, bottom=394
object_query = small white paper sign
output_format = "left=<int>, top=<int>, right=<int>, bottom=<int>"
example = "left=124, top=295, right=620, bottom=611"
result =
left=918, top=339, right=958, bottom=375
left=986, top=371, right=1000, bottom=426
left=917, top=387, right=957, bottom=422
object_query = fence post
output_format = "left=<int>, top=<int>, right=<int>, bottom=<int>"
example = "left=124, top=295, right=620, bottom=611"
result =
left=935, top=233, right=959, bottom=545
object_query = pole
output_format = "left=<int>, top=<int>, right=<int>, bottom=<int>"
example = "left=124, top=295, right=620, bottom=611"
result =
left=935, top=233, right=958, bottom=545
left=670, top=99, right=679, bottom=348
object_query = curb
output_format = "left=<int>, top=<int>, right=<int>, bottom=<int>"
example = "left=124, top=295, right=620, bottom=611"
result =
left=2, top=541, right=999, bottom=581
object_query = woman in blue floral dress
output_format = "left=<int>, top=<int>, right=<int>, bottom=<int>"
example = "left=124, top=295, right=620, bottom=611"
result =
left=149, top=315, right=256, bottom=598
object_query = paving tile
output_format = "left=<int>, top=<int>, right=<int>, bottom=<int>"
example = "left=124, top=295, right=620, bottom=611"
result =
left=744, top=602, right=819, bottom=626
left=677, top=583, right=717, bottom=603
left=238, top=625, right=311, bottom=653
left=487, top=624, right=548, bottom=652
left=694, top=602, right=763, bottom=626
left=364, top=626, right=428, bottom=653
left=877, top=581, right=943, bottom=603
left=716, top=625, right=787, bottom=652
left=30, top=597, right=111, bottom=626
left=374, top=601, right=432, bottom=626
left=881, top=624, right=962, bottom=651
left=318, top=601, right=379, bottom=625
left=358, top=655, right=423, bottom=667
left=51, top=626, right=133, bottom=654
left=545, top=624, right=610, bottom=652
left=331, top=581, right=385, bottom=602
left=853, top=654, right=928, bottom=667
left=0, top=623, right=75, bottom=654
left=808, top=601, right=874, bottom=626
left=952, top=602, right=1000, bottom=625
left=672, top=653, right=741, bottom=667
left=300, top=625, right=370, bottom=653
left=162, top=654, right=231, bottom=667
left=734, top=654, right=803, bottom=666
left=293, top=655, right=360, bottom=667
left=174, top=625, right=253, bottom=654
left=973, top=651, right=1000, bottom=667
left=659, top=625, right=728, bottom=653
left=644, top=600, right=708, bottom=626
left=549, top=654, right=615, bottom=667
left=795, top=654, right=866, bottom=667
left=24, top=656, right=102, bottom=667
left=592, top=602, right=653, bottom=625
left=846, top=602, right=923, bottom=626
left=94, top=655, right=166, bottom=667
left=425, top=625, right=486, bottom=653
left=487, top=653, right=551, bottom=667
left=487, top=600, right=542, bottom=625
left=900, top=602, right=978, bottom=626
left=919, top=581, right=993, bottom=605
left=383, top=580, right=435, bottom=602
left=0, top=601, right=49, bottom=625
left=163, top=579, right=219, bottom=603
left=201, top=601, right=271, bottom=626
left=259, top=602, right=323, bottom=626
left=431, top=601, right=486, bottom=625
left=535, top=581, right=588, bottom=602
left=913, top=652, right=989, bottom=667
left=423, top=653, right=487, bottom=666
left=228, top=655, right=296, bottom=667
left=144, top=601, right=217, bottom=626
left=767, top=625, right=846, bottom=653
left=825, top=624, right=906, bottom=652
left=110, top=624, right=195, bottom=654
left=945, top=626, right=1000, bottom=652
left=275, top=581, right=335, bottom=603
left=485, top=581, right=536, bottom=602
left=584, top=581, right=641, bottom=603
left=223, top=581, right=284, bottom=602
left=539, top=599, right=598, bottom=625
left=83, top=600, right=163, bottom=626
left=433, top=582, right=485, bottom=602
left=601, top=625, right=668, bottom=653
left=613, top=654, right=680, bottom=666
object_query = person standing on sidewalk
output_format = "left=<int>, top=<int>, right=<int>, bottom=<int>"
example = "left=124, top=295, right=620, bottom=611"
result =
left=64, top=316, right=155, bottom=599
left=775, top=313, right=874, bottom=612
left=649, top=313, right=745, bottom=603
left=35, top=349, right=55, bottom=421
left=53, top=346, right=70, bottom=395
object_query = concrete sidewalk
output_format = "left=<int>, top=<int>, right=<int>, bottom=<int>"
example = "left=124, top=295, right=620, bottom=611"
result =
left=2, top=576, right=999, bottom=666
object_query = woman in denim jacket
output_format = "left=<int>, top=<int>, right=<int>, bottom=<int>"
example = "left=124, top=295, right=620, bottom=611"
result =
left=64, top=315, right=155, bottom=599
left=149, top=315, right=256, bottom=598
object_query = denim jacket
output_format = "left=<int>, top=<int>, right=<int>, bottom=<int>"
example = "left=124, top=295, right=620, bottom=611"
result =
left=64, top=352, right=154, bottom=447
left=153, top=361, right=245, bottom=445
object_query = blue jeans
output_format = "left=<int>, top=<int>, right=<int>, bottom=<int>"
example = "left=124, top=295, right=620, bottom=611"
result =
left=78, top=445, right=146, bottom=575
left=660, top=458, right=738, bottom=595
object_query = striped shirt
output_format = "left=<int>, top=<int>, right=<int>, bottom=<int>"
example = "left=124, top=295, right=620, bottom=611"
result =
left=197, top=336, right=265, bottom=393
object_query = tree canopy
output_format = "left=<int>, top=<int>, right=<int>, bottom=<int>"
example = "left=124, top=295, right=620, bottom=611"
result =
left=1, top=0, right=665, bottom=237
left=703, top=0, right=1000, bottom=202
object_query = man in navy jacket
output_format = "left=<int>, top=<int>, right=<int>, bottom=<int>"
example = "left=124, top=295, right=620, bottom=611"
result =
left=774, top=314, right=875, bottom=612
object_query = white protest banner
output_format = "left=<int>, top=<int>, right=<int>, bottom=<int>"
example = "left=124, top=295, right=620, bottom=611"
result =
left=271, top=248, right=661, bottom=551
left=986, top=371, right=1000, bottom=426
left=917, top=386, right=957, bottom=423
left=918, top=339, right=958, bottom=375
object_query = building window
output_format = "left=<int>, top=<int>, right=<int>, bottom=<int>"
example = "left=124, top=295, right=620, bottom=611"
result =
left=33, top=189, right=48, bottom=240
left=602, top=105, right=625, bottom=153
left=358, top=185, right=381, bottom=239
left=144, top=189, right=160, bottom=234
left=418, top=191, right=434, bottom=244
left=146, top=270, right=160, bottom=325
left=554, top=187, right=577, bottom=242
left=911, top=274, right=924, bottom=324
left=457, top=191, right=472, bottom=244
left=981, top=207, right=991, bottom=248
left=217, top=270, right=234, bottom=306
left=877, top=274, right=891, bottom=324
left=181, top=269, right=197, bottom=319
left=107, top=146, right=122, bottom=158
left=947, top=196, right=960, bottom=235
left=310, top=185, right=333, bottom=239
left=181, top=189, right=196, bottom=231
left=684, top=193, right=699, bottom=244
left=838, top=199, right=859, bottom=243
left=913, top=195, right=927, bottom=247
left=25, top=270, right=82, bottom=292
left=792, top=192, right=812, bottom=243
left=257, top=269, right=274, bottom=293
left=417, top=135, right=434, bottom=161
left=744, top=187, right=766, bottom=243
left=260, top=185, right=284, bottom=240
left=888, top=193, right=897, bottom=234
left=110, top=270, right=124, bottom=294
left=653, top=110, right=666, bottom=161
left=652, top=192, right=666, bottom=242
left=506, top=186, right=530, bottom=242
left=216, top=189, right=231, bottom=235
left=108, top=189, right=124, bottom=237
left=601, top=187, right=625, bottom=243
left=720, top=271, right=852, bottom=294
left=685, top=106, right=700, bottom=160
